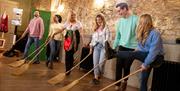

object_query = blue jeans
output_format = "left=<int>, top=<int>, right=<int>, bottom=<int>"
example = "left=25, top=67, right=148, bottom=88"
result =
left=23, top=36, right=40, bottom=62
left=93, top=43, right=105, bottom=78
left=116, top=51, right=162, bottom=91
left=49, top=39, right=61, bottom=62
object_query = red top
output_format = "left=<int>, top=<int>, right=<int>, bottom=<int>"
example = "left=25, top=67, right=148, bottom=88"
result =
left=0, top=15, right=8, bottom=33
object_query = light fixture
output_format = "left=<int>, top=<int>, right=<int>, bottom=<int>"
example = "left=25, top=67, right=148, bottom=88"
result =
left=51, top=0, right=64, bottom=12
left=94, top=0, right=104, bottom=9
left=57, top=4, right=64, bottom=13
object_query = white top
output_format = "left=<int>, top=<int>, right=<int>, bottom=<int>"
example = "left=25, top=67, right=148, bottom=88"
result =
left=48, top=23, right=64, bottom=41
left=90, top=25, right=110, bottom=47
left=64, top=21, right=82, bottom=31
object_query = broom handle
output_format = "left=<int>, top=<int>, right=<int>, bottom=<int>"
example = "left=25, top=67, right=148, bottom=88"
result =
left=24, top=39, right=49, bottom=60
left=65, top=53, right=92, bottom=74
left=78, top=61, right=105, bottom=81
left=28, top=39, right=51, bottom=64
left=99, top=68, right=142, bottom=91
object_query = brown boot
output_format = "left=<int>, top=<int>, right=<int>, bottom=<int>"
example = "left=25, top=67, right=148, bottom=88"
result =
left=120, top=81, right=127, bottom=91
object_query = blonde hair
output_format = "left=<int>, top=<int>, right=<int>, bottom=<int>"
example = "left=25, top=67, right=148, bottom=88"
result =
left=136, top=14, right=153, bottom=45
left=94, top=14, right=106, bottom=31
left=67, top=10, right=77, bottom=23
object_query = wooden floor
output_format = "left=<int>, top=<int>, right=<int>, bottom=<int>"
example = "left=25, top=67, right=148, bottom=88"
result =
left=0, top=54, right=138, bottom=91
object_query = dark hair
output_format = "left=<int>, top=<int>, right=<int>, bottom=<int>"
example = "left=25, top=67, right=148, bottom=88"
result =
left=116, top=3, right=129, bottom=10
left=55, top=15, right=62, bottom=23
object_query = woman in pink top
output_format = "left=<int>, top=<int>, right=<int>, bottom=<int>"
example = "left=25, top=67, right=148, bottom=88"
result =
left=21, top=11, right=44, bottom=64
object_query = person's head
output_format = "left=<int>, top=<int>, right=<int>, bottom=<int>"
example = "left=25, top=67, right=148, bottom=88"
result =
left=116, top=3, right=129, bottom=17
left=67, top=10, right=77, bottom=23
left=34, top=11, right=40, bottom=17
left=94, top=14, right=106, bottom=31
left=53, top=14, right=62, bottom=23
left=136, top=14, right=154, bottom=45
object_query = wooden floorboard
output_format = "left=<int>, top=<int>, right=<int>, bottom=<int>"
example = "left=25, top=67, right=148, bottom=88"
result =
left=0, top=54, right=138, bottom=91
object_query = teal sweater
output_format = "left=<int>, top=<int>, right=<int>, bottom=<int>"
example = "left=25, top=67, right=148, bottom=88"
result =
left=113, top=15, right=138, bottom=49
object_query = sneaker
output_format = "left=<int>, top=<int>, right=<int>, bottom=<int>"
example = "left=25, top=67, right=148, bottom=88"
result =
left=48, top=61, right=53, bottom=69
left=90, top=78, right=100, bottom=85
left=104, top=41, right=116, bottom=59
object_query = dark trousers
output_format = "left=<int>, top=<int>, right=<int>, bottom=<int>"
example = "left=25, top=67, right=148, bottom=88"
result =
left=116, top=51, right=164, bottom=91
left=115, top=46, right=134, bottom=86
left=65, top=48, right=74, bottom=74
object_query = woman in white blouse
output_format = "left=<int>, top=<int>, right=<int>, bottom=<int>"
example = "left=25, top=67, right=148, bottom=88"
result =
left=46, top=15, right=64, bottom=69
left=89, top=14, right=110, bottom=85
left=54, top=10, right=83, bottom=75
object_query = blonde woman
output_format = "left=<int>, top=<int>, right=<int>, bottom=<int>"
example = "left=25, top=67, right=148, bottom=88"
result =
left=54, top=10, right=83, bottom=75
left=106, top=14, right=164, bottom=91
left=89, top=14, right=110, bottom=85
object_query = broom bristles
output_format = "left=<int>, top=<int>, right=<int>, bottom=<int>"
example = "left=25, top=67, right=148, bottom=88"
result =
left=48, top=73, right=66, bottom=85
left=8, top=59, right=25, bottom=68
left=56, top=80, right=79, bottom=91
left=11, top=63, right=29, bottom=76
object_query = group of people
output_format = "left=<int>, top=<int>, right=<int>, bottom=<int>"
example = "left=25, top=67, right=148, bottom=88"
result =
left=19, top=2, right=164, bottom=91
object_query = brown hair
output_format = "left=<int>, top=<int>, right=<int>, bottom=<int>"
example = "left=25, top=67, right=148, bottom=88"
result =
left=94, top=14, right=106, bottom=31
left=136, top=14, right=154, bottom=45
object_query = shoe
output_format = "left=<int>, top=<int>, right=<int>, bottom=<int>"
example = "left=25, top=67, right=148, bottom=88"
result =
left=33, top=61, right=40, bottom=64
left=49, top=61, right=53, bottom=69
left=115, top=86, right=121, bottom=91
left=104, top=41, right=116, bottom=59
left=46, top=61, right=49, bottom=67
left=66, top=71, right=71, bottom=76
left=90, top=78, right=100, bottom=85
left=120, top=82, right=127, bottom=91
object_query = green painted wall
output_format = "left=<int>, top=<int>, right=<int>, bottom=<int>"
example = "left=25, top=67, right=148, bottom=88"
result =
left=29, top=8, right=51, bottom=61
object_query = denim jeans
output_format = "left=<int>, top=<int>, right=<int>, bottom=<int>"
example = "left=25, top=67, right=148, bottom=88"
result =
left=49, top=39, right=61, bottom=62
left=93, top=43, right=105, bottom=78
left=23, top=36, right=40, bottom=62
left=116, top=51, right=163, bottom=91
left=115, top=46, right=134, bottom=86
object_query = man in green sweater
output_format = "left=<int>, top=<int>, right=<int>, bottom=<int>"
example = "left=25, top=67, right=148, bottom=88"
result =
left=113, top=2, right=138, bottom=91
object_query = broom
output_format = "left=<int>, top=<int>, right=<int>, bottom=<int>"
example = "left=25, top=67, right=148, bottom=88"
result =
left=11, top=39, right=51, bottom=76
left=48, top=52, right=92, bottom=85
left=99, top=68, right=142, bottom=91
left=55, top=61, right=106, bottom=91
left=8, top=39, right=47, bottom=68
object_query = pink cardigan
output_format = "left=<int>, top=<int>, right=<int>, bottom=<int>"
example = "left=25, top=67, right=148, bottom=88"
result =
left=25, top=17, right=44, bottom=39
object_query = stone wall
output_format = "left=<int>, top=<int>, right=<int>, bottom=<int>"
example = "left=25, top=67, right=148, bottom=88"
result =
left=134, top=0, right=180, bottom=43
left=9, top=0, right=32, bottom=34
left=59, top=0, right=180, bottom=43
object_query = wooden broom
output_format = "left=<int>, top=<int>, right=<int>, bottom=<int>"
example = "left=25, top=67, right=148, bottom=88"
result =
left=99, top=68, right=142, bottom=91
left=48, top=52, right=92, bottom=85
left=8, top=40, right=47, bottom=68
left=11, top=39, right=51, bottom=76
left=55, top=61, right=106, bottom=91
